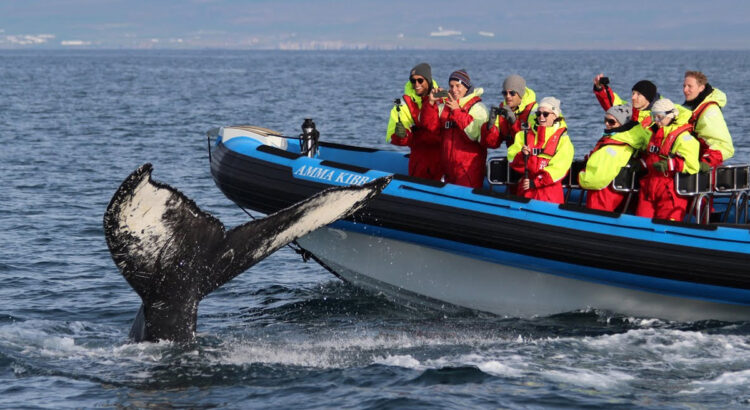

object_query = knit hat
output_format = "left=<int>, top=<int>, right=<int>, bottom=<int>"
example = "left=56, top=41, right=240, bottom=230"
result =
left=605, top=104, right=632, bottom=126
left=650, top=98, right=678, bottom=118
left=449, top=69, right=472, bottom=91
left=502, top=74, right=526, bottom=98
left=410, top=62, right=432, bottom=86
left=631, top=80, right=657, bottom=103
left=538, top=96, right=562, bottom=117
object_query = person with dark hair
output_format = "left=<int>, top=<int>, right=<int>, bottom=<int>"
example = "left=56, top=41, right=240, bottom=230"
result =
left=480, top=74, right=538, bottom=149
left=507, top=97, right=574, bottom=204
left=421, top=69, right=489, bottom=188
left=682, top=70, right=734, bottom=171
left=592, top=74, right=659, bottom=126
left=636, top=98, right=700, bottom=221
left=386, top=62, right=442, bottom=180
left=579, top=105, right=650, bottom=212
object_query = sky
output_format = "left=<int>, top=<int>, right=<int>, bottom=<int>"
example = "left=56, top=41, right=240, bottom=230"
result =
left=1, top=0, right=749, bottom=50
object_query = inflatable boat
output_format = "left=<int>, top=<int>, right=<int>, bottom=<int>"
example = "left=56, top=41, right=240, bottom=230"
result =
left=209, top=124, right=750, bottom=322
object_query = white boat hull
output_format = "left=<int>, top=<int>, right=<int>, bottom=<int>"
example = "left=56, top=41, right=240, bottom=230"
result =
left=298, top=227, right=750, bottom=322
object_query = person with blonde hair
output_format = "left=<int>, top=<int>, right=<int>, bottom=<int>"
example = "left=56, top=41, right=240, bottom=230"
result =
left=682, top=70, right=734, bottom=171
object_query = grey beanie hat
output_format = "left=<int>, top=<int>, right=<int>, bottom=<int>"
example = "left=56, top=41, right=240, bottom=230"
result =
left=410, top=62, right=432, bottom=86
left=605, top=104, right=632, bottom=126
left=503, top=74, right=526, bottom=98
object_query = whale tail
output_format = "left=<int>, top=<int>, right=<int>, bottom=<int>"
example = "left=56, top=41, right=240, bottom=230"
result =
left=103, top=163, right=390, bottom=342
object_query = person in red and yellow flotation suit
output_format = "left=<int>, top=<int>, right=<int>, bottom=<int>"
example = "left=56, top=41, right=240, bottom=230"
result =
left=480, top=74, right=538, bottom=149
left=579, top=105, right=651, bottom=212
left=386, top=63, right=442, bottom=180
left=421, top=69, right=489, bottom=188
left=636, top=98, right=700, bottom=221
left=507, top=97, right=574, bottom=204
left=592, top=74, right=659, bottom=127
left=682, top=70, right=734, bottom=171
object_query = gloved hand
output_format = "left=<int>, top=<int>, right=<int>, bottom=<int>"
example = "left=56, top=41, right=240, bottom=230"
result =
left=699, top=161, right=711, bottom=173
left=627, top=157, right=643, bottom=174
left=652, top=160, right=668, bottom=173
left=489, top=106, right=500, bottom=122
left=499, top=106, right=516, bottom=124
left=395, top=122, right=406, bottom=138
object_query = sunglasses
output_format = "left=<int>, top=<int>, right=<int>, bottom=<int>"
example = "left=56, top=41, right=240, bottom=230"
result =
left=410, top=77, right=425, bottom=85
left=501, top=90, right=517, bottom=97
left=535, top=111, right=554, bottom=119
left=605, top=118, right=617, bottom=126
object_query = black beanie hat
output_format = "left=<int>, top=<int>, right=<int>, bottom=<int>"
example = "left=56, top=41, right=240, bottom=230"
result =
left=410, top=63, right=432, bottom=87
left=631, top=80, right=657, bottom=103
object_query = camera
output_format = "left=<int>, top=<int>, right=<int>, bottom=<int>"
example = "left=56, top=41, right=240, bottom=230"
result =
left=599, top=76, right=610, bottom=86
left=435, top=90, right=450, bottom=99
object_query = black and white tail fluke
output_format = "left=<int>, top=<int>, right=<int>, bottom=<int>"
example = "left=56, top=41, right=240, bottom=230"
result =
left=103, top=163, right=389, bottom=342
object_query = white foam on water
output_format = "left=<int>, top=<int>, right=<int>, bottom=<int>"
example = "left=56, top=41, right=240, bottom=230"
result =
left=579, top=328, right=750, bottom=365
left=373, top=354, right=423, bottom=369
left=681, top=368, right=750, bottom=394
left=544, top=368, right=635, bottom=390
left=217, top=331, right=515, bottom=369
left=0, top=320, right=170, bottom=366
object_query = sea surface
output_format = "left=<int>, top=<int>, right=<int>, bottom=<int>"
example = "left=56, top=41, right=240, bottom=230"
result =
left=2, top=49, right=750, bottom=409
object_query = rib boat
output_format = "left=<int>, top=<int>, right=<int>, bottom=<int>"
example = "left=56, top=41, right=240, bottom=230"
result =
left=209, top=124, right=750, bottom=322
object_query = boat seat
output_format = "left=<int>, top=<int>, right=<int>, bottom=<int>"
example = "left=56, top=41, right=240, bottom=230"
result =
left=675, top=172, right=713, bottom=196
left=716, top=164, right=750, bottom=192
left=681, top=164, right=750, bottom=224
left=487, top=157, right=521, bottom=185
left=714, top=164, right=750, bottom=224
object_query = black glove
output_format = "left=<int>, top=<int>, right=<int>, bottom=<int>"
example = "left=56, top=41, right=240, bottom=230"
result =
left=627, top=157, right=644, bottom=175
left=489, top=106, right=500, bottom=122
left=699, top=161, right=711, bottom=173
left=499, top=106, right=516, bottom=124
left=652, top=160, right=668, bottom=173
left=395, top=122, right=406, bottom=138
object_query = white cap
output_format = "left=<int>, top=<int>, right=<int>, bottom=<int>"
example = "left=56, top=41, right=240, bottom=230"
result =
left=538, top=96, right=562, bottom=117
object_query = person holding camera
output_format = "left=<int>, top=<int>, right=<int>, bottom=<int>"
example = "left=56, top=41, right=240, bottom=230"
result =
left=386, top=62, right=443, bottom=180
left=507, top=97, right=574, bottom=204
left=636, top=98, right=700, bottom=221
left=578, top=105, right=650, bottom=212
left=421, top=69, right=489, bottom=188
left=593, top=74, right=659, bottom=126
left=480, top=74, right=538, bottom=149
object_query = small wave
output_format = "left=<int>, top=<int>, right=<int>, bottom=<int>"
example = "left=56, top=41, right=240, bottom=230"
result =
left=374, top=354, right=422, bottom=369
left=544, top=368, right=635, bottom=390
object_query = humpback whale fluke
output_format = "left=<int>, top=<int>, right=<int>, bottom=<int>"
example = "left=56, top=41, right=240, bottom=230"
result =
left=103, top=163, right=390, bottom=343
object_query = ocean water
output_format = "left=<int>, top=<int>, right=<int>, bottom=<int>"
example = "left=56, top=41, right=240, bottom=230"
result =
left=2, top=49, right=750, bottom=409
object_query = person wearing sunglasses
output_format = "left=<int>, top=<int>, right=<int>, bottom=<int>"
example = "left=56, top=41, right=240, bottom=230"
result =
left=421, top=69, right=489, bottom=188
left=578, top=105, right=650, bottom=212
left=386, top=63, right=443, bottom=180
left=635, top=98, right=700, bottom=221
left=593, top=74, right=659, bottom=127
left=507, top=97, right=574, bottom=204
left=480, top=74, right=538, bottom=149
left=682, top=70, right=734, bottom=173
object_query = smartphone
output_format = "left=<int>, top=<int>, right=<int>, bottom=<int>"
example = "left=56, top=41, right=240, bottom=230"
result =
left=435, top=90, right=450, bottom=98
